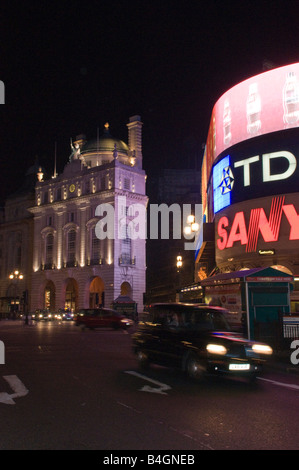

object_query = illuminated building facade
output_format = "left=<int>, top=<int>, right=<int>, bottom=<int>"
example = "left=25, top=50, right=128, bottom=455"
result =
left=0, top=166, right=36, bottom=316
left=29, top=116, right=147, bottom=313
left=196, top=63, right=299, bottom=313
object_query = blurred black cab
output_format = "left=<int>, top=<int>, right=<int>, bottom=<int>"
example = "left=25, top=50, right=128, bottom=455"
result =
left=132, top=303, right=272, bottom=382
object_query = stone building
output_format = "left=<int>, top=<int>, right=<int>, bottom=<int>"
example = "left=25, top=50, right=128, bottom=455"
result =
left=0, top=115, right=147, bottom=316
left=0, top=165, right=36, bottom=316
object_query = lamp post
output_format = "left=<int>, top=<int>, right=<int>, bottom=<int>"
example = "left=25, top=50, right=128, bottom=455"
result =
left=176, top=255, right=183, bottom=301
left=8, top=270, right=23, bottom=319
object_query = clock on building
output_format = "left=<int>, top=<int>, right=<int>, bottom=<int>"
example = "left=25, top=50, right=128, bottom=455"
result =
left=69, top=184, right=75, bottom=193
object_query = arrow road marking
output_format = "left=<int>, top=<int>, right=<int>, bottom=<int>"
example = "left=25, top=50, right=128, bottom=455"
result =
left=0, top=375, right=29, bottom=405
left=125, top=370, right=171, bottom=395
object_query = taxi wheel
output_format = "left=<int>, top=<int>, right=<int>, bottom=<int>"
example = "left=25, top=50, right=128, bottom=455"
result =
left=186, top=354, right=206, bottom=382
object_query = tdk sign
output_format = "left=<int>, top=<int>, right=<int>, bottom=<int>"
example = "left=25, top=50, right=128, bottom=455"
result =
left=234, top=151, right=296, bottom=186
left=213, top=148, right=299, bottom=214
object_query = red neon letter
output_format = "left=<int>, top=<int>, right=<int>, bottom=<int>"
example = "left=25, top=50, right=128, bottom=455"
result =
left=217, top=217, right=229, bottom=250
left=257, top=208, right=278, bottom=242
left=227, top=212, right=248, bottom=248
left=283, top=204, right=299, bottom=240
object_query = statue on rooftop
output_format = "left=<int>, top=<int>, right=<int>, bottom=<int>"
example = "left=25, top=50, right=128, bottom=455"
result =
left=69, top=138, right=81, bottom=161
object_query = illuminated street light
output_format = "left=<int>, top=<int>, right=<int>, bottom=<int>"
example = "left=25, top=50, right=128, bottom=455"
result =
left=8, top=270, right=24, bottom=316
left=176, top=255, right=183, bottom=270
left=184, top=215, right=199, bottom=236
left=9, top=270, right=24, bottom=280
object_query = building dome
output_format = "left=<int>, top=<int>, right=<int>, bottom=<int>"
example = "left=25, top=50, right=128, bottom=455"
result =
left=80, top=123, right=129, bottom=156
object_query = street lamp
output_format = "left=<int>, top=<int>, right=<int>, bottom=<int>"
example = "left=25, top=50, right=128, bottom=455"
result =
left=8, top=270, right=24, bottom=318
left=184, top=215, right=199, bottom=235
left=176, top=255, right=183, bottom=301
left=9, top=270, right=23, bottom=280
left=176, top=255, right=183, bottom=271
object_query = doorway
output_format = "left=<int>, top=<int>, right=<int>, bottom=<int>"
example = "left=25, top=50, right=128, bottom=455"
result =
left=89, top=276, right=105, bottom=308
left=65, top=278, right=78, bottom=312
left=44, top=280, right=56, bottom=311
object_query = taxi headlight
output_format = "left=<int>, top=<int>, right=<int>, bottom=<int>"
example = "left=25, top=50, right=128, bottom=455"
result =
left=206, top=344, right=227, bottom=355
left=252, top=344, right=273, bottom=355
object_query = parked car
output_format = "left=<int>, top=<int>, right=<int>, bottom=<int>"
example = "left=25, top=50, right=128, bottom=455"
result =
left=75, top=308, right=134, bottom=330
left=132, top=303, right=273, bottom=382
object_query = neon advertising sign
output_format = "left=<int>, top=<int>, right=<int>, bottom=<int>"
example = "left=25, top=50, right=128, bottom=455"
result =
left=216, top=195, right=299, bottom=253
left=202, top=63, right=299, bottom=219
left=213, top=147, right=298, bottom=214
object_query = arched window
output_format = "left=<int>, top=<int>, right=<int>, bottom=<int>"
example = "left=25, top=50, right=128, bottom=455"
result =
left=91, top=229, right=101, bottom=264
left=67, top=229, right=76, bottom=266
left=120, top=223, right=132, bottom=265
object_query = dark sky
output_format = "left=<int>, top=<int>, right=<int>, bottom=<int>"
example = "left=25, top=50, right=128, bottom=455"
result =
left=0, top=0, right=299, bottom=203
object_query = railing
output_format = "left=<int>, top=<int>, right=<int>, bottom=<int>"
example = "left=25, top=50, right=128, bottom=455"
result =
left=283, top=323, right=299, bottom=339
left=118, top=255, right=136, bottom=266
left=41, top=263, right=55, bottom=270
left=89, top=257, right=104, bottom=266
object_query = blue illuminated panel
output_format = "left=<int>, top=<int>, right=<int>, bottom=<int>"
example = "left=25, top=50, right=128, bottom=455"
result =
left=213, top=155, right=233, bottom=213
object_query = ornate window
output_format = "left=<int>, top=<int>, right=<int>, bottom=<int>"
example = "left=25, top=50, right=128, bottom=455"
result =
left=45, top=233, right=54, bottom=269
left=91, top=230, right=102, bottom=264
left=67, top=229, right=76, bottom=266
left=119, top=223, right=132, bottom=265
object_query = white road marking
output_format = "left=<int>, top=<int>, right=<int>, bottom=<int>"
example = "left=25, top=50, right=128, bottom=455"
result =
left=258, top=377, right=299, bottom=390
left=0, top=375, right=29, bottom=405
left=125, top=370, right=171, bottom=395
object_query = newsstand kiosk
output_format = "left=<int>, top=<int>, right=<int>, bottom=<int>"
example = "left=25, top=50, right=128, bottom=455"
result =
left=112, top=295, right=138, bottom=322
left=201, top=267, right=293, bottom=343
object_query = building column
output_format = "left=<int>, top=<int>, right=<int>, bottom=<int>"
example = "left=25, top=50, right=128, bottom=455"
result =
left=79, top=206, right=87, bottom=267
left=56, top=211, right=64, bottom=269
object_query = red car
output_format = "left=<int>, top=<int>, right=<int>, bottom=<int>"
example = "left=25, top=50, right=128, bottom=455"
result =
left=75, top=308, right=134, bottom=330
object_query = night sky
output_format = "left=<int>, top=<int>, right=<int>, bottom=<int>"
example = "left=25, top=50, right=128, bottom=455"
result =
left=1, top=0, right=299, bottom=204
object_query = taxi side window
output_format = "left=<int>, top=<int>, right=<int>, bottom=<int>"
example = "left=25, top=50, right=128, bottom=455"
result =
left=166, top=312, right=179, bottom=327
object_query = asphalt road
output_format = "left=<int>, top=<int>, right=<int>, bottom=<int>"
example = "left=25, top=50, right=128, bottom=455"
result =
left=1, top=319, right=299, bottom=454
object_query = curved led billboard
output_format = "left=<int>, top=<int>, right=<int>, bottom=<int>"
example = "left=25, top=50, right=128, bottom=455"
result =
left=215, top=193, right=299, bottom=270
left=202, top=63, right=299, bottom=219
left=212, top=127, right=299, bottom=214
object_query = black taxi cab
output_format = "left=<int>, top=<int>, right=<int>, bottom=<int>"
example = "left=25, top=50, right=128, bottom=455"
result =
left=132, top=303, right=273, bottom=382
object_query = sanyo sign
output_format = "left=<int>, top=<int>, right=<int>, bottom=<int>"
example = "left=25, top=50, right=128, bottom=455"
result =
left=216, top=195, right=299, bottom=252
